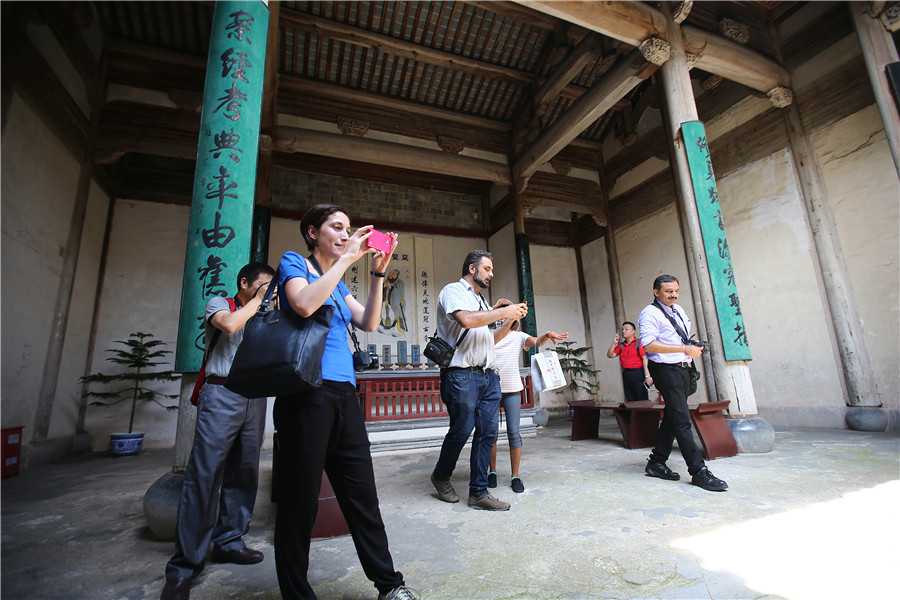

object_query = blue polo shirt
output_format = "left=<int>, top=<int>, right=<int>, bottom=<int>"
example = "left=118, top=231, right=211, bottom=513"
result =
left=278, top=251, right=355, bottom=384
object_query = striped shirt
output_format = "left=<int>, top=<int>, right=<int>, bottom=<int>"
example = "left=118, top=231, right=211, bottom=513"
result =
left=494, top=330, right=529, bottom=393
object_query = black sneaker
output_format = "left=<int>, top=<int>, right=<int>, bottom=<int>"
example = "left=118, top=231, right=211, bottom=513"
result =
left=487, top=471, right=497, bottom=488
left=645, top=461, right=680, bottom=481
left=510, top=477, right=525, bottom=493
left=691, top=467, right=728, bottom=491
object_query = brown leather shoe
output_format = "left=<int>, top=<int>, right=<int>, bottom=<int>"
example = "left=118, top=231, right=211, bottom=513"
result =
left=160, top=577, right=190, bottom=600
left=211, top=545, right=264, bottom=565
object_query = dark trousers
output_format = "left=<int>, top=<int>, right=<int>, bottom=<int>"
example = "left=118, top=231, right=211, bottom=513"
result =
left=433, top=368, right=501, bottom=497
left=622, top=368, right=649, bottom=402
left=647, top=361, right=705, bottom=475
left=166, top=384, right=266, bottom=580
left=273, top=381, right=403, bottom=600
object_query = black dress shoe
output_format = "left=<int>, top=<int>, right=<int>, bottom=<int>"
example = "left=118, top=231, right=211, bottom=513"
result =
left=160, top=577, right=191, bottom=600
left=645, top=461, right=680, bottom=481
left=211, top=545, right=264, bottom=565
left=691, top=466, right=728, bottom=491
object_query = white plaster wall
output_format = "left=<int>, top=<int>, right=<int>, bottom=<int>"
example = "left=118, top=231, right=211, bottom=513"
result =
left=2, top=96, right=79, bottom=437
left=83, top=201, right=189, bottom=450
left=581, top=237, right=622, bottom=401
left=718, top=150, right=847, bottom=426
left=487, top=223, right=518, bottom=305
left=813, top=105, right=900, bottom=421
left=526, top=246, right=591, bottom=411
left=51, top=182, right=109, bottom=439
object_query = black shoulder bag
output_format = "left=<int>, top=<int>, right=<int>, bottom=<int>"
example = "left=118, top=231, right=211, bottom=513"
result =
left=652, top=300, right=701, bottom=396
left=424, top=287, right=488, bottom=368
left=225, top=267, right=334, bottom=398
left=424, top=329, right=469, bottom=368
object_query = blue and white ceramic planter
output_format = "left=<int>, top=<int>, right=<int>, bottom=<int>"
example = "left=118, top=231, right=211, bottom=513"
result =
left=109, top=432, right=145, bottom=457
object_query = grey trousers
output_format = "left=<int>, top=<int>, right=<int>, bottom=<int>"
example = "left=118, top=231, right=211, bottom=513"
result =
left=165, top=383, right=267, bottom=580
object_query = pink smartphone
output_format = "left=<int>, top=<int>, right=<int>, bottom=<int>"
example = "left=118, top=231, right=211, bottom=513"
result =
left=366, top=229, right=393, bottom=254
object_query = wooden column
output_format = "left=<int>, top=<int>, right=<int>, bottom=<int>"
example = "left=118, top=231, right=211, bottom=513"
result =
left=850, top=2, right=900, bottom=179
left=33, top=52, right=107, bottom=445
left=598, top=152, right=625, bottom=328
left=658, top=3, right=758, bottom=415
left=782, top=103, right=881, bottom=408
left=512, top=191, right=537, bottom=339
left=768, top=20, right=881, bottom=410
left=656, top=84, right=717, bottom=400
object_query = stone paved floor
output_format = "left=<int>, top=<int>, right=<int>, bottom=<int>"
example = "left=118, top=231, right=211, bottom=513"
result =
left=2, top=418, right=898, bottom=600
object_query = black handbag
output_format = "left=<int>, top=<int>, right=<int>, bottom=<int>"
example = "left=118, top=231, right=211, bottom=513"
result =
left=225, top=270, right=334, bottom=398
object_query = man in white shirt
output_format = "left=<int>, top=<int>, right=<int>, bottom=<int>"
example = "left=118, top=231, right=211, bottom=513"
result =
left=638, top=274, right=728, bottom=492
left=429, top=250, right=528, bottom=510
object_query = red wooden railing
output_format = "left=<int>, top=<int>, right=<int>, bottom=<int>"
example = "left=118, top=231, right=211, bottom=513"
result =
left=358, top=374, right=534, bottom=422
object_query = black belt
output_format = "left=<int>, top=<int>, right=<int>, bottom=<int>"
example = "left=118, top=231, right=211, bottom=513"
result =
left=206, top=376, right=228, bottom=385
left=653, top=361, right=692, bottom=369
left=446, top=366, right=485, bottom=372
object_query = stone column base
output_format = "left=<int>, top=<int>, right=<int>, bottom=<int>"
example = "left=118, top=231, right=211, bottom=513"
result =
left=727, top=416, right=775, bottom=453
left=143, top=471, right=184, bottom=541
left=845, top=406, right=888, bottom=432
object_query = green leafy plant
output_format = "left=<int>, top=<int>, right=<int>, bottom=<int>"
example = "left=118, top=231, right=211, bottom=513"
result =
left=555, top=341, right=601, bottom=397
left=81, top=332, right=179, bottom=433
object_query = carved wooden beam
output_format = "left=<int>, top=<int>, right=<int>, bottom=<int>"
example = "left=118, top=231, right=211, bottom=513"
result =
left=533, top=32, right=603, bottom=114
left=274, top=127, right=512, bottom=185
left=514, top=0, right=667, bottom=47
left=516, top=1, right=791, bottom=99
left=681, top=25, right=791, bottom=100
left=512, top=50, right=652, bottom=191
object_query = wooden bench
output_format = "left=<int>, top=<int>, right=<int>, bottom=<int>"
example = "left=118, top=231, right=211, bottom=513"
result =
left=568, top=399, right=738, bottom=460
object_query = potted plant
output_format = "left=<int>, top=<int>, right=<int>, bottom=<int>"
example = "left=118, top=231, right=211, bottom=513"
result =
left=555, top=341, right=601, bottom=409
left=81, top=332, right=179, bottom=457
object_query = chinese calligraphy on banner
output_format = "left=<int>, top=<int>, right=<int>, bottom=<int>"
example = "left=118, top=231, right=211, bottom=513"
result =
left=175, top=2, right=270, bottom=372
left=681, top=121, right=752, bottom=361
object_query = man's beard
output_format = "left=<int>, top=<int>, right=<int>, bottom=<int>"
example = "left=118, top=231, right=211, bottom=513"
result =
left=473, top=275, right=490, bottom=288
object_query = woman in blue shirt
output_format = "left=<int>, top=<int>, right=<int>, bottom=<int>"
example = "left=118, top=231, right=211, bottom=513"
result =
left=274, top=203, right=418, bottom=600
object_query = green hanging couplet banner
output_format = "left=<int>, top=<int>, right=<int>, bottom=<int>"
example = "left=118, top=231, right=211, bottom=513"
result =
left=175, top=1, right=270, bottom=372
left=680, top=121, right=752, bottom=361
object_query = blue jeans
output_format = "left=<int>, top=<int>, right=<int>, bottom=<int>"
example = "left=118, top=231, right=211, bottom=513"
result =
left=499, top=392, right=523, bottom=449
left=433, top=367, right=501, bottom=497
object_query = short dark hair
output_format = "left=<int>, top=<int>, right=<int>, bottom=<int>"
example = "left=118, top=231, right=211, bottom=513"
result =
left=653, top=274, right=679, bottom=290
left=300, top=203, right=348, bottom=252
left=237, top=262, right=275, bottom=289
left=623, top=321, right=636, bottom=329
left=462, top=249, right=492, bottom=277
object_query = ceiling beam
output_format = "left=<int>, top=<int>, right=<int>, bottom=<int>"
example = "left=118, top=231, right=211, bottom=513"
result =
left=682, top=25, right=790, bottom=93
left=274, top=127, right=512, bottom=185
left=280, top=6, right=534, bottom=86
left=279, top=77, right=509, bottom=133
left=533, top=32, right=602, bottom=114
left=514, top=0, right=667, bottom=47
left=516, top=1, right=790, bottom=94
left=279, top=6, right=591, bottom=102
left=512, top=51, right=652, bottom=190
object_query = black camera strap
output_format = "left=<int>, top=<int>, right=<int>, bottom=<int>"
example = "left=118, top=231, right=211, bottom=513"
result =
left=652, top=300, right=693, bottom=346
left=307, top=254, right=364, bottom=352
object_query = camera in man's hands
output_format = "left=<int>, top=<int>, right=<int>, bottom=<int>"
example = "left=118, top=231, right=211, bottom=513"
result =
left=353, top=350, right=379, bottom=371
left=488, top=320, right=503, bottom=330
left=688, top=340, right=709, bottom=354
